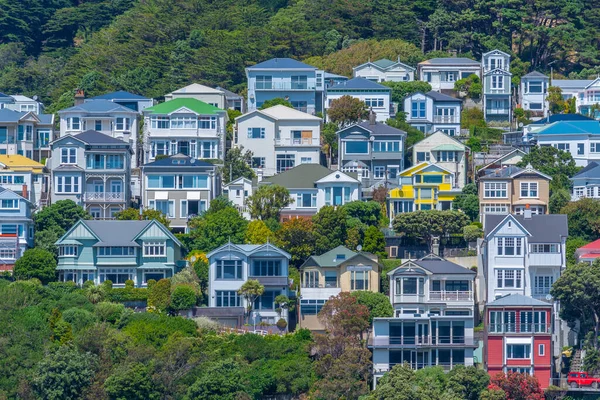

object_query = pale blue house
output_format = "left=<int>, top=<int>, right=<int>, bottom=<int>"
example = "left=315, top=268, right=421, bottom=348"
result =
left=0, top=187, right=34, bottom=272
left=246, top=58, right=325, bottom=114
left=56, top=219, right=184, bottom=287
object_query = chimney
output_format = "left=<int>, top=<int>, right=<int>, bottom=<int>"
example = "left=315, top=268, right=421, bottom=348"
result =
left=524, top=204, right=532, bottom=219
left=257, top=168, right=263, bottom=182
left=369, top=108, right=377, bottom=125
left=432, top=236, right=440, bottom=256
left=74, top=89, right=85, bottom=106
left=21, top=184, right=27, bottom=200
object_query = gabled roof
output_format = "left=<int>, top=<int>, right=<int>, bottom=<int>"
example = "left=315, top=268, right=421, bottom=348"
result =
left=522, top=71, right=548, bottom=79
left=216, top=86, right=243, bottom=98
left=354, top=58, right=416, bottom=72
left=399, top=161, right=454, bottom=177
left=571, top=162, right=600, bottom=180
left=168, top=83, right=223, bottom=95
left=0, top=109, right=27, bottom=122
left=413, top=130, right=468, bottom=151
left=73, top=130, right=131, bottom=146
left=328, top=77, right=391, bottom=91
left=529, top=114, right=594, bottom=125
left=482, top=49, right=510, bottom=58
left=484, top=214, right=568, bottom=243
left=487, top=293, right=550, bottom=307
left=59, top=99, right=135, bottom=114
left=408, top=90, right=461, bottom=102
left=338, top=121, right=407, bottom=137
left=552, top=80, right=593, bottom=89
left=258, top=105, right=322, bottom=120
left=142, top=154, right=215, bottom=168
left=89, top=90, right=150, bottom=101
left=206, top=241, right=290, bottom=259
left=0, top=154, right=45, bottom=173
left=419, top=57, right=480, bottom=66
left=0, top=92, right=11, bottom=99
left=479, top=164, right=551, bottom=181
left=223, top=176, right=253, bottom=188
left=144, top=97, right=223, bottom=115
left=0, top=186, right=30, bottom=203
left=577, top=238, right=600, bottom=251
left=372, top=59, right=396, bottom=69
left=479, top=149, right=526, bottom=172
left=301, top=245, right=378, bottom=268
left=483, top=68, right=512, bottom=77
left=584, top=77, right=600, bottom=90
left=534, top=121, right=600, bottom=135
left=388, top=254, right=475, bottom=276
left=247, top=58, right=317, bottom=70
left=260, top=164, right=335, bottom=189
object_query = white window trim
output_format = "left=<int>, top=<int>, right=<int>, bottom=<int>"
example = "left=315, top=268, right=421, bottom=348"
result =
left=520, top=181, right=538, bottom=198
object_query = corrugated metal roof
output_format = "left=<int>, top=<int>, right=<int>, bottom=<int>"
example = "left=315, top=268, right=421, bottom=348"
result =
left=328, top=77, right=391, bottom=91
left=304, top=246, right=361, bottom=267
left=83, top=220, right=152, bottom=246
left=413, top=259, right=476, bottom=275
left=431, top=144, right=465, bottom=151
left=248, top=58, right=317, bottom=70
left=535, top=120, right=600, bottom=135
left=372, top=59, right=396, bottom=69
left=552, top=79, right=593, bottom=89
left=260, top=105, right=322, bottom=120
left=59, top=100, right=135, bottom=114
left=487, top=293, right=550, bottom=307
left=425, top=91, right=462, bottom=102
left=522, top=71, right=548, bottom=79
left=529, top=114, right=594, bottom=125
left=261, top=164, right=333, bottom=189
left=74, top=130, right=131, bottom=145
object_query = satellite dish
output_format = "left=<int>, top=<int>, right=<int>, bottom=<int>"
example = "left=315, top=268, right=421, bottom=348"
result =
left=545, top=294, right=553, bottom=301
left=357, top=245, right=363, bottom=252
left=518, top=122, right=523, bottom=128
left=32, top=95, right=38, bottom=101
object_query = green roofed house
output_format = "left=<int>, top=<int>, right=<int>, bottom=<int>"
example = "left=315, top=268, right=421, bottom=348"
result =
left=258, top=163, right=361, bottom=221
left=352, top=57, right=416, bottom=83
left=56, top=219, right=185, bottom=287
left=142, top=97, right=227, bottom=163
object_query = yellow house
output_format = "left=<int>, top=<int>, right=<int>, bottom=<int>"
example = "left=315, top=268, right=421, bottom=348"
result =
left=298, top=245, right=381, bottom=331
left=0, top=154, right=48, bottom=206
left=389, top=162, right=461, bottom=219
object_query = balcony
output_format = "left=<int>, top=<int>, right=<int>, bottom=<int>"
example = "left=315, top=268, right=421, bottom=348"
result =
left=433, top=116, right=458, bottom=124
left=394, top=294, right=425, bottom=303
left=488, top=323, right=551, bottom=334
left=485, top=109, right=510, bottom=115
left=248, top=275, right=288, bottom=286
left=301, top=283, right=341, bottom=300
left=254, top=82, right=316, bottom=91
left=275, top=137, right=317, bottom=146
left=429, top=291, right=473, bottom=302
left=84, top=192, right=124, bottom=202
left=369, top=336, right=476, bottom=347
left=529, top=253, right=562, bottom=267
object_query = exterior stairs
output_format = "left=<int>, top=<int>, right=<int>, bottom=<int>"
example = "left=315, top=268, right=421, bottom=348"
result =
left=571, top=349, right=583, bottom=372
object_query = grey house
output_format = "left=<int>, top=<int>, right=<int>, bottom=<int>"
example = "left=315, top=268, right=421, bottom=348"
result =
left=48, top=130, right=132, bottom=219
left=141, top=154, right=221, bottom=233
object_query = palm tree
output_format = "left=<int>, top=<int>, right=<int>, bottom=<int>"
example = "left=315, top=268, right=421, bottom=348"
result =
left=86, top=285, right=105, bottom=304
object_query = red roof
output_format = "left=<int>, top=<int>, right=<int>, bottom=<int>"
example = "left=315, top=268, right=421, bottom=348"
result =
left=578, top=239, right=600, bottom=250
left=579, top=253, right=600, bottom=259
left=0, top=264, right=13, bottom=271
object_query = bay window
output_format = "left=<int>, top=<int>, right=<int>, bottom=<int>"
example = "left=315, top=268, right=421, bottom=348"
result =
left=216, top=259, right=242, bottom=280
left=252, top=260, right=282, bottom=276
left=151, top=116, right=169, bottom=129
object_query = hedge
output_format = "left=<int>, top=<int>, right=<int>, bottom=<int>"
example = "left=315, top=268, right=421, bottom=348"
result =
left=105, top=288, right=149, bottom=302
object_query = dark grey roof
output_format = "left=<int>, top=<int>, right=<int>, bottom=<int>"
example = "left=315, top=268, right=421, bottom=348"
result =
left=143, top=154, right=215, bottom=168
left=261, top=164, right=333, bottom=189
left=73, top=130, right=130, bottom=146
left=248, top=58, right=316, bottom=70
left=84, top=220, right=153, bottom=247
left=328, top=77, right=390, bottom=90
left=0, top=92, right=11, bottom=99
left=216, top=86, right=243, bottom=98
left=355, top=121, right=407, bottom=136
left=413, top=259, right=476, bottom=275
left=571, top=162, right=600, bottom=179
left=484, top=214, right=568, bottom=243
left=522, top=71, right=548, bottom=79
left=420, top=57, right=480, bottom=66
left=424, top=91, right=462, bottom=102
left=480, top=165, right=523, bottom=178
left=487, top=293, right=550, bottom=307
left=59, top=99, right=135, bottom=113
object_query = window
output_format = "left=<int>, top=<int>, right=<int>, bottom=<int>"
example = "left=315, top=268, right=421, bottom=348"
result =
left=300, top=299, right=326, bottom=315
left=95, top=120, right=102, bottom=131
left=98, top=268, right=134, bottom=285
left=506, top=344, right=531, bottom=359
left=373, top=141, right=400, bottom=152
left=528, top=82, right=543, bottom=93
left=106, top=155, right=124, bottom=169
left=151, top=116, right=170, bottom=129
left=483, top=204, right=508, bottom=214
left=56, top=176, right=80, bottom=194
left=255, top=75, right=272, bottom=89
left=437, top=151, right=456, bottom=162
left=396, top=277, right=424, bottom=296
left=529, top=103, right=542, bottom=110
left=150, top=200, right=174, bottom=218
left=351, top=270, right=369, bottom=290
left=374, top=166, right=385, bottom=179
left=60, top=148, right=77, bottom=164
left=345, top=141, right=369, bottom=154
left=365, top=98, right=384, bottom=108
left=276, top=154, right=295, bottom=173
left=252, top=157, right=265, bottom=168
left=531, top=244, right=558, bottom=253
left=291, top=75, right=308, bottom=89
left=555, top=143, right=571, bottom=152
left=441, top=128, right=457, bottom=136
left=496, top=269, right=522, bottom=288
left=539, top=344, right=545, bottom=356
left=216, top=291, right=241, bottom=307
left=484, top=182, right=507, bottom=198
left=182, top=175, right=208, bottom=189
left=416, top=152, right=430, bottom=162
left=247, top=127, right=265, bottom=139
left=147, top=175, right=175, bottom=189
left=198, top=116, right=216, bottom=129
left=303, top=270, right=319, bottom=288
left=0, top=199, right=18, bottom=209
left=498, top=237, right=522, bottom=256
left=534, top=276, right=554, bottom=295
left=170, top=116, right=196, bottom=129
left=254, top=291, right=277, bottom=310
left=216, top=260, right=243, bottom=280
left=297, top=192, right=317, bottom=208
left=37, top=129, right=51, bottom=148
left=411, top=101, right=426, bottom=118
left=300, top=157, right=312, bottom=164
left=68, top=117, right=80, bottom=130
left=98, top=247, right=135, bottom=256
left=143, top=242, right=165, bottom=256
left=491, top=75, right=504, bottom=90
left=59, top=245, right=78, bottom=257
left=520, top=182, right=538, bottom=198
left=252, top=260, right=282, bottom=276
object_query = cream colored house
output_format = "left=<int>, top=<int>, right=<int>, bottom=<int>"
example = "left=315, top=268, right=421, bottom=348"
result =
left=412, top=131, right=469, bottom=189
left=298, top=245, right=381, bottom=331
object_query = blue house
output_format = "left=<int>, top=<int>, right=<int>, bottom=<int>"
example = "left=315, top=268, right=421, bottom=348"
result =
left=87, top=90, right=154, bottom=113
left=246, top=58, right=325, bottom=114
left=0, top=187, right=34, bottom=273
left=532, top=120, right=600, bottom=167
left=56, top=219, right=184, bottom=287
left=570, top=161, right=600, bottom=201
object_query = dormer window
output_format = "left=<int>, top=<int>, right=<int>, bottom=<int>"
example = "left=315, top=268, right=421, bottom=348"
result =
left=0, top=199, right=19, bottom=209
left=59, top=245, right=78, bottom=257
left=143, top=242, right=165, bottom=257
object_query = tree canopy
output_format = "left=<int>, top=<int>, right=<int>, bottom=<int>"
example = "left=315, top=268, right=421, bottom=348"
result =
left=393, top=210, right=470, bottom=249
left=246, top=184, right=293, bottom=221
left=517, top=146, right=580, bottom=191
left=327, top=95, right=368, bottom=127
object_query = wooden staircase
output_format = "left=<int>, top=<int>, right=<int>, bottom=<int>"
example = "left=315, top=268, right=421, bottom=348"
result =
left=571, top=349, right=583, bottom=372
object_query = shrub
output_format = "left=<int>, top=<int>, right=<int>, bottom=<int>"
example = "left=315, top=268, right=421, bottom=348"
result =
left=102, top=280, right=113, bottom=290
left=104, top=362, right=160, bottom=400
left=148, top=278, right=171, bottom=311
left=62, top=308, right=97, bottom=332
left=170, top=285, right=196, bottom=310
left=82, top=280, right=95, bottom=290
left=122, top=313, right=197, bottom=348
left=47, top=281, right=78, bottom=294
left=276, top=318, right=287, bottom=330
left=13, top=248, right=57, bottom=284
left=147, top=279, right=156, bottom=290
left=86, top=285, right=106, bottom=304
left=105, top=288, right=148, bottom=303
left=125, top=279, right=135, bottom=289
left=94, top=302, right=125, bottom=324
left=193, top=317, right=220, bottom=332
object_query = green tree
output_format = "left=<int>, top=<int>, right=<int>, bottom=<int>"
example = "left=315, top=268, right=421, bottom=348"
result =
left=366, top=363, right=416, bottom=399
left=170, top=285, right=197, bottom=310
left=13, top=248, right=57, bottom=284
left=393, top=210, right=470, bottom=250
left=259, top=97, right=293, bottom=109
left=34, top=225, right=63, bottom=256
left=566, top=237, right=588, bottom=265
left=350, top=291, right=393, bottom=324
left=322, top=122, right=339, bottom=168
left=547, top=86, right=566, bottom=115
left=313, top=206, right=347, bottom=254
left=104, top=362, right=160, bottom=400
left=382, top=81, right=432, bottom=103
left=343, top=200, right=382, bottom=227
left=446, top=365, right=490, bottom=400
left=275, top=218, right=316, bottom=267
left=238, top=279, right=265, bottom=321
left=454, top=74, right=482, bottom=98
left=318, top=292, right=370, bottom=339
left=363, top=225, right=386, bottom=257
left=115, top=208, right=171, bottom=227
left=186, top=202, right=248, bottom=252
left=223, top=146, right=255, bottom=183
left=185, top=359, right=248, bottom=400
left=386, top=117, right=425, bottom=148
left=517, top=146, right=580, bottom=191
left=452, top=183, right=479, bottom=221
left=560, top=198, right=600, bottom=241
left=463, top=224, right=483, bottom=242
left=34, top=200, right=91, bottom=233
left=244, top=220, right=274, bottom=244
left=549, top=188, right=571, bottom=214
left=32, top=346, right=97, bottom=400
left=246, top=184, right=293, bottom=221
left=147, top=278, right=171, bottom=311
left=226, top=109, right=242, bottom=140
left=327, top=95, right=368, bottom=127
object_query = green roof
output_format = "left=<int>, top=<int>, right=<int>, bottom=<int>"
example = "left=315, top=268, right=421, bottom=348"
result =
left=372, top=58, right=396, bottom=69
left=431, top=144, right=465, bottom=151
left=144, top=98, right=224, bottom=115
left=261, top=164, right=333, bottom=189
left=309, top=246, right=359, bottom=267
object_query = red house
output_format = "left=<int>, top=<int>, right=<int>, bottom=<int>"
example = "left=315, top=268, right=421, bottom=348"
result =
left=484, top=294, right=553, bottom=389
left=574, top=238, right=600, bottom=264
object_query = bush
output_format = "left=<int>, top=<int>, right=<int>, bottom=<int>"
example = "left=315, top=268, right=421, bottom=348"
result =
left=122, top=313, right=197, bottom=348
left=104, top=362, right=160, bottom=400
left=94, top=302, right=126, bottom=324
left=47, top=281, right=78, bottom=294
left=13, top=248, right=57, bottom=284
left=193, top=317, right=220, bottom=332
left=276, top=318, right=287, bottom=330
left=82, top=280, right=95, bottom=290
left=125, top=279, right=135, bottom=289
left=62, top=308, right=97, bottom=332
left=148, top=278, right=171, bottom=311
left=170, top=285, right=197, bottom=310
left=147, top=279, right=156, bottom=290
left=102, top=280, right=113, bottom=290
left=105, top=288, right=149, bottom=303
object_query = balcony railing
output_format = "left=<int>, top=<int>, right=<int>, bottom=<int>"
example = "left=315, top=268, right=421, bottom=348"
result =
left=485, top=109, right=510, bottom=115
left=248, top=275, right=288, bottom=286
left=374, top=362, right=454, bottom=373
left=369, top=336, right=475, bottom=347
left=84, top=192, right=124, bottom=202
left=275, top=137, right=316, bottom=146
left=255, top=82, right=315, bottom=90
left=429, top=291, right=473, bottom=302
left=301, top=283, right=340, bottom=289
left=433, top=116, right=458, bottom=124
left=488, top=323, right=550, bottom=334
left=394, top=294, right=425, bottom=303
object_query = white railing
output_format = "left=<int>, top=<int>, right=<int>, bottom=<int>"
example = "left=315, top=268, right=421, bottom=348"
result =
left=485, top=109, right=510, bottom=115
left=275, top=137, right=316, bottom=146
left=255, top=82, right=316, bottom=90
left=429, top=291, right=473, bottom=301
left=84, top=192, right=124, bottom=202
left=433, top=116, right=458, bottom=124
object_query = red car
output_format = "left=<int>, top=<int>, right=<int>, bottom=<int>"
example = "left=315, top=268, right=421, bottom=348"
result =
left=567, top=372, right=600, bottom=388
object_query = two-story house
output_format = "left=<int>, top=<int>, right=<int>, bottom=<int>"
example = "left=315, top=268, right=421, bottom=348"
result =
left=478, top=165, right=551, bottom=220
left=141, top=154, right=221, bottom=233
left=352, top=58, right=416, bottom=83
left=574, top=239, right=600, bottom=264
left=0, top=154, right=48, bottom=208
left=403, top=91, right=462, bottom=136
left=325, top=78, right=392, bottom=122
left=412, top=131, right=468, bottom=188
left=87, top=90, right=153, bottom=113
left=223, top=177, right=253, bottom=219
left=0, top=109, right=54, bottom=162
left=56, top=219, right=184, bottom=287
left=553, top=77, right=600, bottom=118
left=482, top=50, right=512, bottom=123
left=207, top=242, right=291, bottom=325
left=259, top=164, right=361, bottom=221
left=299, top=245, right=381, bottom=331
left=0, top=187, right=34, bottom=273
left=337, top=117, right=406, bottom=192
left=48, top=130, right=132, bottom=219
left=0, top=94, right=45, bottom=114
left=235, top=105, right=322, bottom=177
left=58, top=99, right=139, bottom=167
left=142, top=98, right=227, bottom=164
left=533, top=120, right=600, bottom=167
left=417, top=58, right=481, bottom=93
left=388, top=162, right=461, bottom=217
left=570, top=161, right=600, bottom=200
left=246, top=58, right=325, bottom=114
left=522, top=114, right=595, bottom=142
left=519, top=72, right=549, bottom=118
left=371, top=254, right=476, bottom=386
left=484, top=294, right=553, bottom=388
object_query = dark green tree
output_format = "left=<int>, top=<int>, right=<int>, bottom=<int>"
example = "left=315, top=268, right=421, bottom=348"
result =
left=393, top=210, right=470, bottom=250
left=246, top=185, right=293, bottom=221
left=343, top=201, right=382, bottom=227
left=350, top=291, right=393, bottom=324
left=363, top=225, right=386, bottom=257
left=259, top=97, right=293, bottom=109
left=13, top=248, right=57, bottom=284
left=115, top=208, right=171, bottom=228
left=186, top=204, right=248, bottom=252
left=446, top=365, right=490, bottom=400
left=313, top=206, right=347, bottom=254
left=274, top=218, right=316, bottom=267
left=517, top=146, right=580, bottom=191
left=382, top=81, right=432, bottom=103
left=34, top=200, right=91, bottom=235
left=223, top=146, right=255, bottom=183
left=104, top=362, right=160, bottom=400
left=185, top=359, right=249, bottom=400
left=560, top=198, right=600, bottom=241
